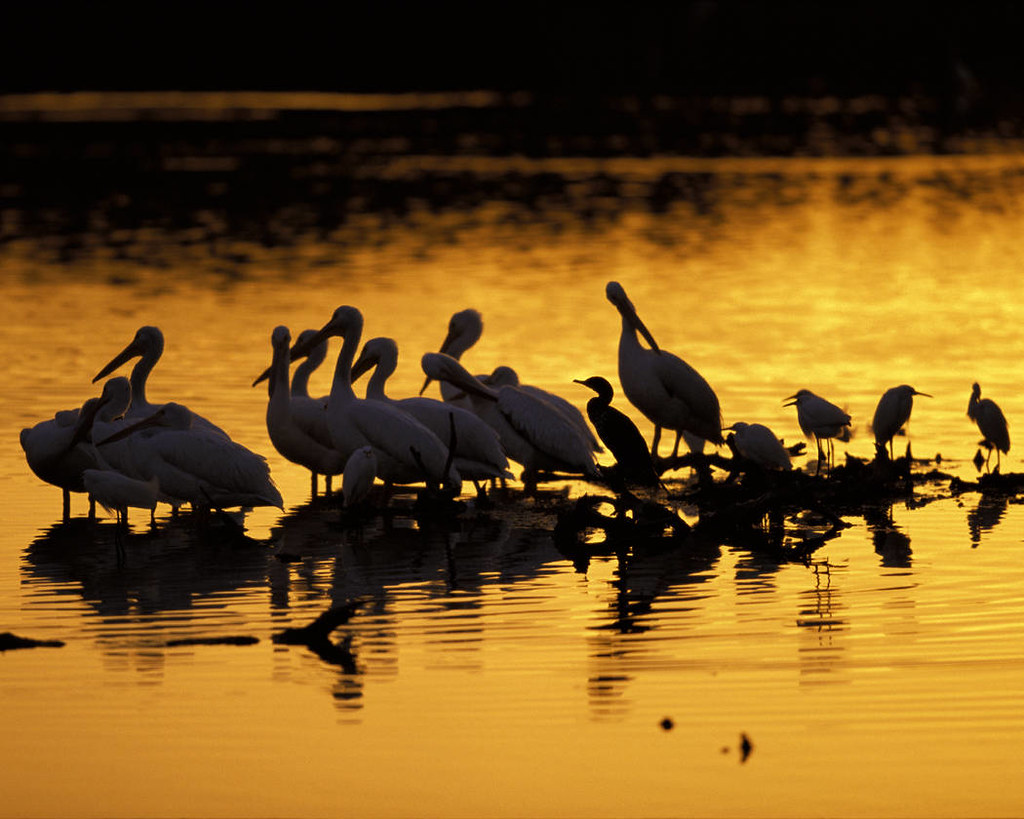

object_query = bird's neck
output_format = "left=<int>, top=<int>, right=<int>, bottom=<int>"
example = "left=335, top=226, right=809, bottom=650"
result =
left=329, top=330, right=360, bottom=404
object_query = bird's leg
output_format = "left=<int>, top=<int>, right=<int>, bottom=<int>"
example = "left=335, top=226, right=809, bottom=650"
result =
left=325, top=474, right=333, bottom=495
left=670, top=430, right=682, bottom=459
left=814, top=437, right=824, bottom=476
left=62, top=489, right=71, bottom=523
left=310, top=471, right=318, bottom=498
left=89, top=495, right=96, bottom=521
left=650, top=426, right=662, bottom=461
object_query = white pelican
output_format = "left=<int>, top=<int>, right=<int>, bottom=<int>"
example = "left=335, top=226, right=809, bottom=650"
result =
left=291, top=306, right=461, bottom=494
left=421, top=352, right=601, bottom=490
left=92, top=325, right=228, bottom=437
left=968, top=382, right=1010, bottom=472
left=604, top=281, right=723, bottom=459
left=257, top=326, right=345, bottom=497
left=343, top=446, right=377, bottom=508
left=485, top=366, right=602, bottom=454
left=97, top=401, right=284, bottom=510
left=784, top=389, right=851, bottom=474
left=351, top=336, right=512, bottom=493
left=872, top=385, right=931, bottom=460
left=421, top=308, right=484, bottom=408
left=726, top=422, right=791, bottom=471
left=21, top=397, right=103, bottom=521
left=574, top=376, right=659, bottom=487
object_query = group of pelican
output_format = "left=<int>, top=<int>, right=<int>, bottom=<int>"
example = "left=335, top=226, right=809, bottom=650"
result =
left=22, top=281, right=1014, bottom=528
left=20, top=326, right=282, bottom=526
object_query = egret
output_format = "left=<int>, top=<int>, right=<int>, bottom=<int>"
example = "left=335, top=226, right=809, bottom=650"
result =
left=872, top=385, right=931, bottom=460
left=290, top=306, right=461, bottom=494
left=421, top=352, right=601, bottom=491
left=604, top=281, right=723, bottom=462
left=257, top=326, right=345, bottom=497
left=21, top=397, right=102, bottom=521
left=967, top=382, right=1010, bottom=472
left=574, top=376, right=659, bottom=487
left=97, top=402, right=284, bottom=510
left=784, top=389, right=851, bottom=474
left=351, top=336, right=512, bottom=494
left=486, top=366, right=602, bottom=454
left=82, top=469, right=159, bottom=528
left=92, top=325, right=228, bottom=437
left=421, top=308, right=484, bottom=407
left=726, top=422, right=791, bottom=471
left=342, top=446, right=378, bottom=508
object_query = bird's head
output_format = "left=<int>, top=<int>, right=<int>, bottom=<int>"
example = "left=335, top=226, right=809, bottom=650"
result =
left=93, top=325, right=164, bottom=383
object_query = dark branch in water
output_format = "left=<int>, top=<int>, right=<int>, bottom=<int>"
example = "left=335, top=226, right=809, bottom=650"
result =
left=165, top=636, right=259, bottom=647
left=0, top=632, right=65, bottom=651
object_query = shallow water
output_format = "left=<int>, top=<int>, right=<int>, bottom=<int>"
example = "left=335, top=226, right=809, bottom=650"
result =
left=2, top=98, right=1024, bottom=817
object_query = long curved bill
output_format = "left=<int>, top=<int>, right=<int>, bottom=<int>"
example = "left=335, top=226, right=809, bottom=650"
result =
left=626, top=304, right=660, bottom=352
left=93, top=339, right=142, bottom=383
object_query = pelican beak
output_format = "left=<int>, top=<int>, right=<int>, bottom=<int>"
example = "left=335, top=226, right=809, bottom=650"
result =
left=96, top=407, right=167, bottom=447
left=627, top=305, right=660, bottom=352
left=93, top=338, right=143, bottom=383
left=252, top=365, right=272, bottom=387
left=68, top=397, right=105, bottom=449
left=350, top=349, right=374, bottom=382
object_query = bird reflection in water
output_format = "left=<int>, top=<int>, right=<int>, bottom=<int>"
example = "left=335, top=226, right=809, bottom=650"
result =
left=967, top=493, right=1008, bottom=547
left=864, top=505, right=913, bottom=568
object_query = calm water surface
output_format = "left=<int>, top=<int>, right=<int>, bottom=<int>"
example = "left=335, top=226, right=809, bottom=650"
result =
left=2, top=103, right=1024, bottom=817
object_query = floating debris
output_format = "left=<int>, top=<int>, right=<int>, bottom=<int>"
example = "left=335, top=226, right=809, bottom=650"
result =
left=165, top=636, right=259, bottom=647
left=0, top=632, right=65, bottom=651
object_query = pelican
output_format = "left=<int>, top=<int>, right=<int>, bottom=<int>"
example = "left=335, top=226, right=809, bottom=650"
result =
left=343, top=446, right=377, bottom=508
left=605, top=281, right=723, bottom=461
left=574, top=376, right=659, bottom=487
left=21, top=397, right=103, bottom=521
left=97, top=401, right=284, bottom=510
left=351, top=336, right=512, bottom=494
left=486, top=366, right=602, bottom=454
left=872, top=385, right=931, bottom=460
left=968, top=382, right=1010, bottom=472
left=421, top=308, right=484, bottom=407
left=422, top=352, right=601, bottom=490
left=257, top=326, right=345, bottom=497
left=784, top=389, right=851, bottom=474
left=290, top=306, right=461, bottom=494
left=92, top=325, right=229, bottom=437
left=726, top=422, right=791, bottom=471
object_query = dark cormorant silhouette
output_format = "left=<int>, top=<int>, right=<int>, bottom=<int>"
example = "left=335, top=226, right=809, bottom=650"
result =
left=574, top=376, right=659, bottom=487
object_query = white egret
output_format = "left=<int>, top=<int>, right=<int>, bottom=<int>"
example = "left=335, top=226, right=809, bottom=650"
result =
left=967, top=382, right=1010, bottom=472
left=291, top=306, right=461, bottom=494
left=727, top=422, right=791, bottom=471
left=20, top=397, right=103, bottom=521
left=872, top=385, right=931, bottom=460
left=343, top=446, right=378, bottom=508
left=92, top=325, right=229, bottom=437
left=351, top=336, right=512, bottom=493
left=97, top=402, right=284, bottom=510
left=82, top=469, right=159, bottom=527
left=784, top=389, right=851, bottom=474
left=421, top=352, right=601, bottom=490
left=421, top=308, right=484, bottom=407
left=574, top=376, right=659, bottom=487
left=604, top=281, right=723, bottom=460
left=257, top=326, right=345, bottom=497
left=486, top=366, right=602, bottom=454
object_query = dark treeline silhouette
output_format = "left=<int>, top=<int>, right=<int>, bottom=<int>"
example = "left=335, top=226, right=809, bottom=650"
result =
left=5, top=1, right=1024, bottom=107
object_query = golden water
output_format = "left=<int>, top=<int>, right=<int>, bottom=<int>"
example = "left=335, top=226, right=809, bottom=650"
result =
left=2, top=146, right=1024, bottom=817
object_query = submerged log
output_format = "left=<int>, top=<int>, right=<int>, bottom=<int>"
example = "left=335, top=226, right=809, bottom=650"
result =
left=0, top=632, right=65, bottom=651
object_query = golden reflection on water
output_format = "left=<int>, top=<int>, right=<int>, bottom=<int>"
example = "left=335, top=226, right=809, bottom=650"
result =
left=2, top=156, right=1024, bottom=817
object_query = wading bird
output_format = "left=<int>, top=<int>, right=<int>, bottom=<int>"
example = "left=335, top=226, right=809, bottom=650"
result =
left=967, top=382, right=1010, bottom=472
left=93, top=325, right=228, bottom=437
left=21, top=398, right=102, bottom=521
left=82, top=469, right=159, bottom=528
left=97, top=401, right=283, bottom=511
left=256, top=326, right=345, bottom=498
left=785, top=389, right=851, bottom=475
left=421, top=352, right=601, bottom=491
left=422, top=308, right=485, bottom=408
left=872, top=385, right=931, bottom=460
left=351, top=336, right=512, bottom=495
left=290, top=306, right=461, bottom=494
left=726, top=422, right=791, bottom=471
left=574, top=376, right=659, bottom=487
left=487, top=366, right=601, bottom=454
left=604, top=281, right=723, bottom=461
left=342, top=446, right=377, bottom=508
